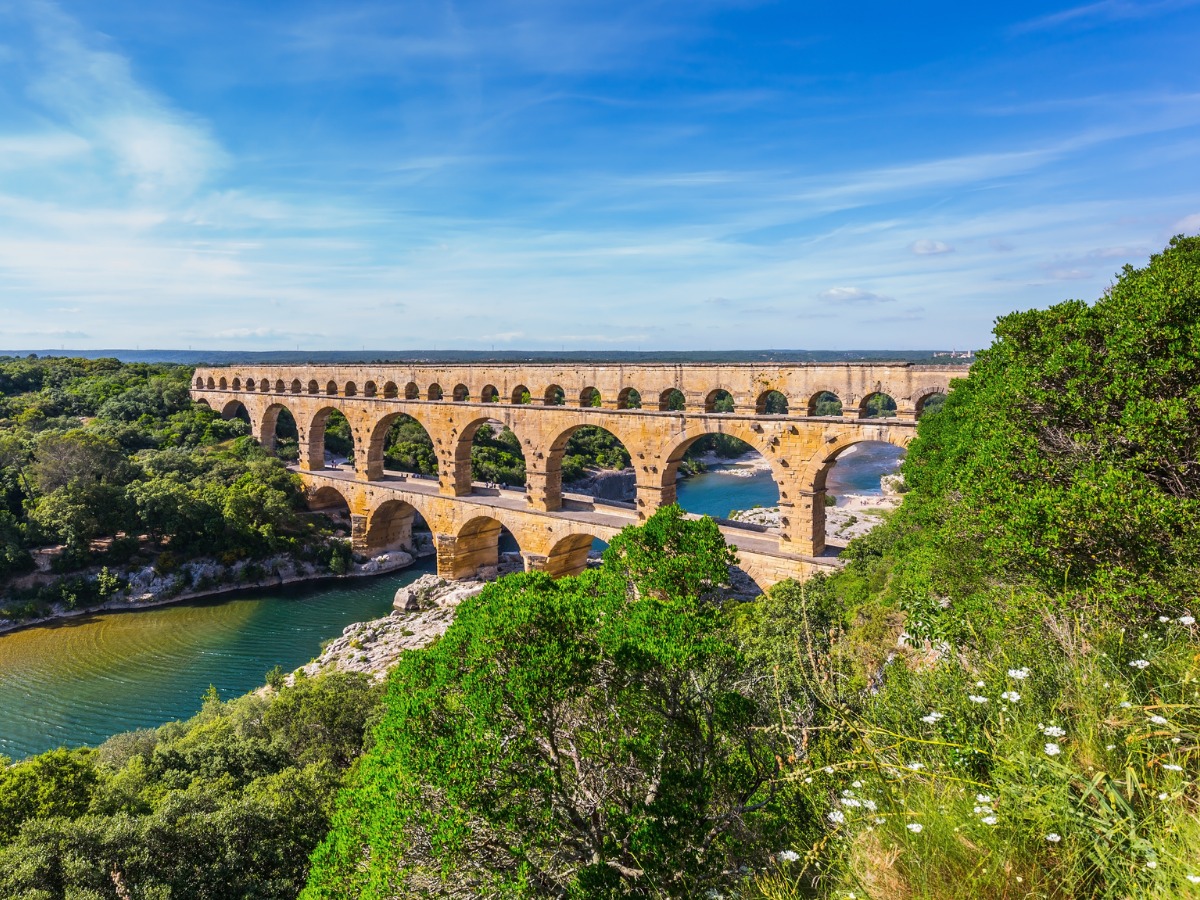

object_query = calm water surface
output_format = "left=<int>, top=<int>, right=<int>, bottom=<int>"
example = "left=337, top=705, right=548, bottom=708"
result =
left=675, top=441, right=904, bottom=518
left=0, top=559, right=434, bottom=759
left=1, top=446, right=900, bottom=760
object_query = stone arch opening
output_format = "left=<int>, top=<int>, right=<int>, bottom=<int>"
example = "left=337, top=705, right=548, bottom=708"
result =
left=659, top=388, right=685, bottom=411
left=308, top=379, right=319, bottom=395
left=345, top=381, right=358, bottom=398
left=369, top=412, right=438, bottom=479
left=756, top=390, right=789, bottom=415
left=363, top=498, right=428, bottom=555
left=218, top=377, right=228, bottom=390
left=260, top=404, right=299, bottom=462
left=290, top=379, right=302, bottom=394
left=453, top=383, right=470, bottom=402
left=383, top=381, right=399, bottom=399
left=807, top=438, right=907, bottom=555
left=232, top=377, right=242, bottom=391
left=246, top=378, right=257, bottom=391
left=617, top=387, right=642, bottom=409
left=309, top=407, right=355, bottom=470
left=206, top=377, right=216, bottom=389
left=194, top=376, right=204, bottom=389
left=808, top=391, right=843, bottom=416
left=468, top=419, right=527, bottom=489
left=364, top=381, right=377, bottom=398
left=544, top=385, right=565, bottom=406
left=264, top=380, right=274, bottom=393
left=543, top=424, right=635, bottom=508
left=480, top=384, right=500, bottom=403
left=325, top=380, right=338, bottom=396
left=916, top=391, right=946, bottom=418
left=427, top=383, right=443, bottom=401
left=442, top=516, right=521, bottom=580
left=307, top=485, right=352, bottom=537
left=859, top=392, right=897, bottom=419
left=404, top=382, right=419, bottom=400
left=221, top=399, right=250, bottom=422
left=706, top=389, right=735, bottom=413
left=579, top=387, right=601, bottom=408
left=195, top=398, right=211, bottom=408
left=666, top=428, right=778, bottom=532
left=542, top=533, right=608, bottom=578
left=511, top=385, right=532, bottom=404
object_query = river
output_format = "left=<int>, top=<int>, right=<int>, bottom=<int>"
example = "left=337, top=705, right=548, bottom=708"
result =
left=0, top=444, right=901, bottom=760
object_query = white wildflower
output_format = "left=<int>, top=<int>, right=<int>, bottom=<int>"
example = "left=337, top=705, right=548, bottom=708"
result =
left=968, top=695, right=989, bottom=704
left=851, top=781, right=863, bottom=789
left=824, top=766, right=834, bottom=774
left=1158, top=792, right=1169, bottom=800
left=1119, top=701, right=1132, bottom=708
left=906, top=823, right=923, bottom=833
left=1146, top=860, right=1157, bottom=869
left=976, top=793, right=992, bottom=803
left=1187, top=874, right=1200, bottom=884
left=921, top=712, right=944, bottom=724
left=1044, top=743, right=1061, bottom=756
left=907, top=762, right=925, bottom=771
left=874, top=816, right=886, bottom=824
left=777, top=850, right=799, bottom=863
left=1040, top=725, right=1066, bottom=738
left=1129, top=659, right=1151, bottom=670
left=862, top=799, right=877, bottom=811
left=842, top=798, right=862, bottom=808
left=1001, top=691, right=1020, bottom=703
left=1149, top=715, right=1169, bottom=725
left=1106, top=744, right=1116, bottom=750
left=981, top=815, right=998, bottom=825
left=1163, top=764, right=1183, bottom=772
left=828, top=810, right=845, bottom=824
left=1181, top=615, right=1196, bottom=625
left=803, top=777, right=813, bottom=784
left=1008, top=668, right=1030, bottom=680
left=1173, top=737, right=1182, bottom=744
left=1158, top=616, right=1171, bottom=623
left=975, top=680, right=985, bottom=687
left=1046, top=833, right=1061, bottom=843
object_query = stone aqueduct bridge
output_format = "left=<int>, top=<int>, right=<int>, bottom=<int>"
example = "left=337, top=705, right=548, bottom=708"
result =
left=190, top=363, right=966, bottom=589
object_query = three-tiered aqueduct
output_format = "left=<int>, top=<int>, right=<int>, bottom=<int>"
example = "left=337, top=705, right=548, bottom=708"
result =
left=190, top=363, right=966, bottom=589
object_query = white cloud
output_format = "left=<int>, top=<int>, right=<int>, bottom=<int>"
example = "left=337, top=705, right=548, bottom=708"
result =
left=818, top=287, right=895, bottom=305
left=911, top=239, right=954, bottom=255
left=1175, top=213, right=1200, bottom=232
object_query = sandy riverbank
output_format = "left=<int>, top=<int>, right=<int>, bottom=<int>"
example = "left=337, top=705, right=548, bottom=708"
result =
left=728, top=489, right=900, bottom=542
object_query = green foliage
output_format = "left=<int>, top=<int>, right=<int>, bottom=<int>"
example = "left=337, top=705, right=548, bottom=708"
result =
left=303, top=507, right=791, bottom=899
left=0, top=357, right=312, bottom=622
left=895, top=234, right=1200, bottom=615
left=0, top=671, right=383, bottom=898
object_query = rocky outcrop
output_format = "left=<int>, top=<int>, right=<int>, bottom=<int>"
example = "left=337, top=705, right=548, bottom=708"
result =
left=295, top=573, right=490, bottom=681
left=567, top=468, right=636, bottom=502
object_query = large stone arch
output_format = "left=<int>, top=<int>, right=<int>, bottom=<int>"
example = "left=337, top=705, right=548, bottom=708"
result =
left=450, top=414, right=529, bottom=497
left=221, top=398, right=250, bottom=421
left=439, top=514, right=522, bottom=580
left=540, top=532, right=603, bottom=578
left=257, top=401, right=299, bottom=450
left=302, top=404, right=358, bottom=473
left=362, top=497, right=423, bottom=554
left=651, top=419, right=783, bottom=508
left=533, top=420, right=644, bottom=512
left=796, top=429, right=914, bottom=555
left=362, top=409, right=441, bottom=483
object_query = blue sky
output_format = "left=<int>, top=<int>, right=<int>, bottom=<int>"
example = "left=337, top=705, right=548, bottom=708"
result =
left=1, top=0, right=1198, bottom=351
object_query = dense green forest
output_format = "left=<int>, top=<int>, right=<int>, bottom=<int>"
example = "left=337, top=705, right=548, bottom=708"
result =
left=0, top=358, right=325, bottom=622
left=1, top=237, right=1196, bottom=898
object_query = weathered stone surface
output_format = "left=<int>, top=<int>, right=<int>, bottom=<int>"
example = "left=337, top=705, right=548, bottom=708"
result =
left=191, top=362, right=965, bottom=589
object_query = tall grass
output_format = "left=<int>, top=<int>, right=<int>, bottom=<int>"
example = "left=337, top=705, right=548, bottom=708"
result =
left=741, top=594, right=1199, bottom=899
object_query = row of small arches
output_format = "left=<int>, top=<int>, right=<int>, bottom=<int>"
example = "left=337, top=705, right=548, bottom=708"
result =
left=196, top=375, right=943, bottom=418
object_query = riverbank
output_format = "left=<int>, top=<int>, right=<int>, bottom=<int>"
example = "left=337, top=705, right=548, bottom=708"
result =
left=0, top=547, right=422, bottom=638
left=729, top=489, right=901, bottom=541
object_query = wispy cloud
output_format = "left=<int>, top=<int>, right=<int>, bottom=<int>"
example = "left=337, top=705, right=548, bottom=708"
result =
left=1012, top=0, right=1200, bottom=34
left=911, top=239, right=954, bottom=255
left=818, top=287, right=895, bottom=305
